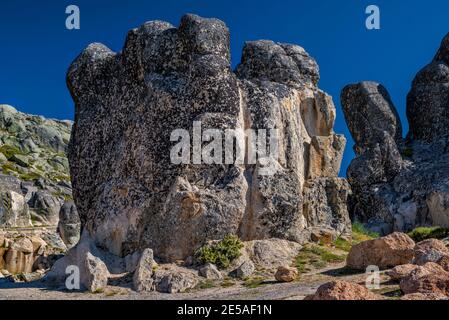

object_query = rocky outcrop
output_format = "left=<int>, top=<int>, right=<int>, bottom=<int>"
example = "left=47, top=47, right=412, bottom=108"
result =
left=342, top=32, right=449, bottom=234
left=346, top=232, right=415, bottom=270
left=66, top=14, right=350, bottom=262
left=305, top=280, right=382, bottom=300
left=0, top=105, right=74, bottom=227
left=0, top=233, right=49, bottom=275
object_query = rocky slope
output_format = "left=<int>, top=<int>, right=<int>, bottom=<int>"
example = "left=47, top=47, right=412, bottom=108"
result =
left=342, top=32, right=449, bottom=235
left=0, top=104, right=73, bottom=227
left=65, top=13, right=350, bottom=264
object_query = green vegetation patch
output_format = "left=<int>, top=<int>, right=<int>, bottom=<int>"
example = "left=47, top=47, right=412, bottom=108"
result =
left=220, top=278, right=236, bottom=288
left=352, top=222, right=379, bottom=243
left=408, top=226, right=449, bottom=242
left=0, top=145, right=24, bottom=159
left=334, top=237, right=352, bottom=252
left=243, top=276, right=266, bottom=289
left=20, top=171, right=42, bottom=182
left=295, top=244, right=346, bottom=274
left=195, top=235, right=243, bottom=269
left=195, top=280, right=216, bottom=290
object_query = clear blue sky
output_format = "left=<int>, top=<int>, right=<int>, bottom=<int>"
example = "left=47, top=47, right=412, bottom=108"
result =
left=1, top=0, right=448, bottom=175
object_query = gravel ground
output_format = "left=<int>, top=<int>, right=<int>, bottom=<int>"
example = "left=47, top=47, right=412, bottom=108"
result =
left=0, top=263, right=400, bottom=300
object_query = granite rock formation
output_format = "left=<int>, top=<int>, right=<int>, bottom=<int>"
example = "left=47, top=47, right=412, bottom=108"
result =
left=342, top=32, right=449, bottom=234
left=0, top=105, right=74, bottom=227
left=66, top=14, right=350, bottom=263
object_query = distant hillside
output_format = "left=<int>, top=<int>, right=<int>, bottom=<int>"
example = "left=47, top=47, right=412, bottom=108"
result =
left=0, top=105, right=72, bottom=227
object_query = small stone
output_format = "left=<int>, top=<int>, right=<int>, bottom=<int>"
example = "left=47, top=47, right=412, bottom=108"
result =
left=234, top=261, right=255, bottom=279
left=275, top=266, right=298, bottom=282
left=199, top=263, right=222, bottom=280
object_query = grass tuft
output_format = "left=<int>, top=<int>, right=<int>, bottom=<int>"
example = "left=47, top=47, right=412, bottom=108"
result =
left=295, top=245, right=346, bottom=274
left=408, top=226, right=449, bottom=242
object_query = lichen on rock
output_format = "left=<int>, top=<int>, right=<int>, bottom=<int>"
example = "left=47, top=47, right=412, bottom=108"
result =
left=66, top=14, right=350, bottom=264
left=342, top=32, right=449, bottom=234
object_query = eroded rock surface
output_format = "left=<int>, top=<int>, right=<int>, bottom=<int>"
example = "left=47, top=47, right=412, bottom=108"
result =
left=342, top=32, right=449, bottom=234
left=67, top=14, right=350, bottom=262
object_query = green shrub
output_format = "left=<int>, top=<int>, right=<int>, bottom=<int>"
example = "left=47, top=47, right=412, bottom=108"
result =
left=194, top=234, right=243, bottom=269
left=408, top=227, right=449, bottom=242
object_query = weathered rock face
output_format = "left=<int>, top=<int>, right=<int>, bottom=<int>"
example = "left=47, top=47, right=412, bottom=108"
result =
left=0, top=105, right=74, bottom=227
left=67, top=14, right=350, bottom=262
left=342, top=32, right=449, bottom=234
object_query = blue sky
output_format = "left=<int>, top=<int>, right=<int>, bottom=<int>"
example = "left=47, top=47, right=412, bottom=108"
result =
left=1, top=0, right=448, bottom=175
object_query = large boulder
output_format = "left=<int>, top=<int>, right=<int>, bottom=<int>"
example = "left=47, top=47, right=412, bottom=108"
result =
left=386, top=264, right=418, bottom=281
left=45, top=232, right=111, bottom=292
left=400, top=262, right=449, bottom=296
left=341, top=32, right=449, bottom=233
left=66, top=14, right=350, bottom=262
left=346, top=232, right=415, bottom=270
left=227, top=238, right=303, bottom=272
left=413, top=239, right=449, bottom=265
left=132, top=248, right=155, bottom=292
left=305, top=280, right=382, bottom=300
left=153, top=264, right=199, bottom=293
